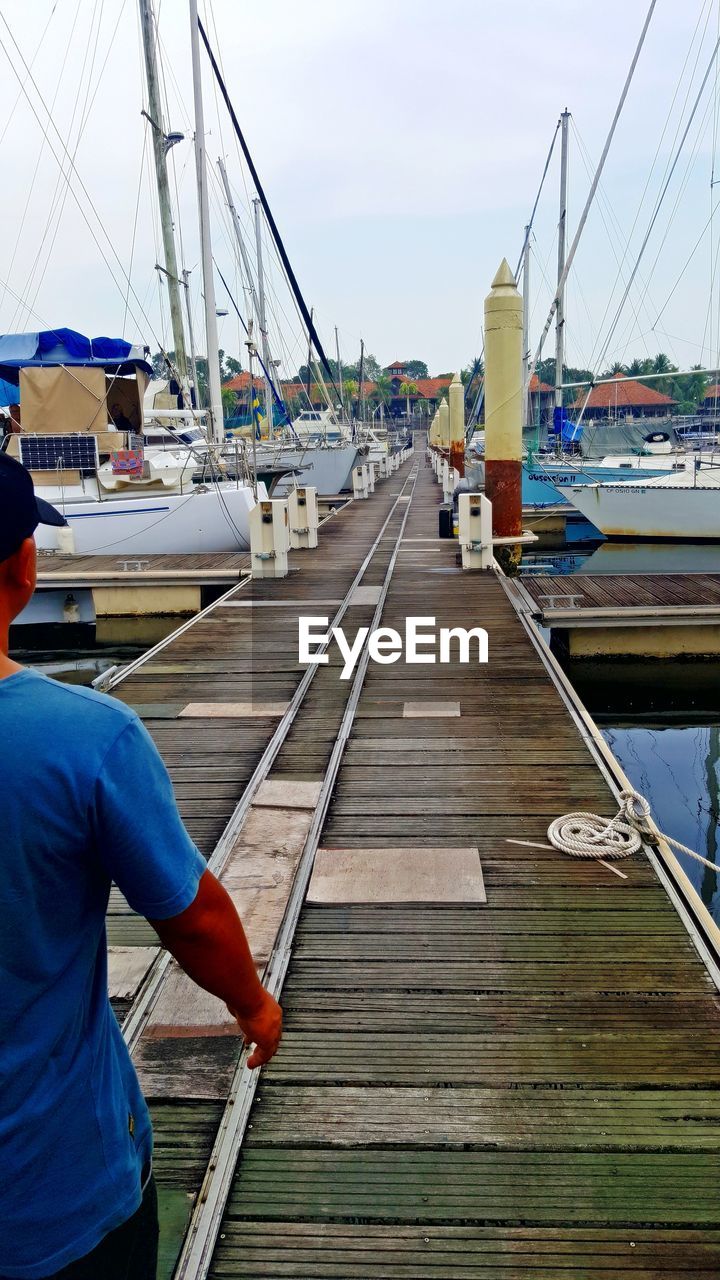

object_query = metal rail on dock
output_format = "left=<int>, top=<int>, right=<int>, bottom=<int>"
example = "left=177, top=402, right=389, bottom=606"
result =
left=503, top=571, right=720, bottom=986
left=122, top=465, right=419, bottom=1052
left=173, top=458, right=421, bottom=1279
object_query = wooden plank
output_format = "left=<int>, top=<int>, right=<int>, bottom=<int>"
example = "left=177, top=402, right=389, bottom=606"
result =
left=308, top=847, right=486, bottom=904
left=107, top=946, right=159, bottom=999
left=248, top=1084, right=720, bottom=1150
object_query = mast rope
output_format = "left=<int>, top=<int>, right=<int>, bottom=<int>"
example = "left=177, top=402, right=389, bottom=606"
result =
left=548, top=785, right=720, bottom=873
left=514, top=118, right=561, bottom=282
left=526, top=0, right=658, bottom=398
left=0, top=12, right=173, bottom=362
left=197, top=17, right=342, bottom=403
left=571, top=36, right=720, bottom=433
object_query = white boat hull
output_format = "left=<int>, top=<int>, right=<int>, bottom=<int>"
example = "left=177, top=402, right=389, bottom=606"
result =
left=262, top=444, right=359, bottom=496
left=34, top=485, right=262, bottom=554
left=567, top=482, right=720, bottom=540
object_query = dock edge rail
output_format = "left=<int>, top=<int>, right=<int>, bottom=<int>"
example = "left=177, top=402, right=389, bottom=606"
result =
left=502, top=569, right=720, bottom=992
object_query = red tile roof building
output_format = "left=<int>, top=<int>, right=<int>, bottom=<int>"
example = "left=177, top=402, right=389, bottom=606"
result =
left=224, top=365, right=456, bottom=418
left=223, top=372, right=252, bottom=393
left=570, top=377, right=676, bottom=419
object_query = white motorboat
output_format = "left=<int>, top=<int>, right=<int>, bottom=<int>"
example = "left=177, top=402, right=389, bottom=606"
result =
left=566, top=465, right=720, bottom=541
left=33, top=473, right=261, bottom=555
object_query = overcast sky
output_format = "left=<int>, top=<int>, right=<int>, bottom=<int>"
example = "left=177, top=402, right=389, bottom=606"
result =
left=0, top=0, right=719, bottom=377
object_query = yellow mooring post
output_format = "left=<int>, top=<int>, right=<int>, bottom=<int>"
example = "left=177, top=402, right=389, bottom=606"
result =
left=448, top=372, right=465, bottom=478
left=438, top=398, right=450, bottom=456
left=484, top=259, right=523, bottom=568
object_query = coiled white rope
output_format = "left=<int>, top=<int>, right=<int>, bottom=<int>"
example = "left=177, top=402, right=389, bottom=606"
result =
left=548, top=786, right=720, bottom=873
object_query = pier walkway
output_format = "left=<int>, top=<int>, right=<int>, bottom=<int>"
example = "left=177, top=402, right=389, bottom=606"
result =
left=108, top=449, right=720, bottom=1278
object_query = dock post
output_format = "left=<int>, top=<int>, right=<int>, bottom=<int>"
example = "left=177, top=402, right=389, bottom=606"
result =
left=458, top=492, right=494, bottom=570
left=249, top=498, right=290, bottom=578
left=288, top=486, right=318, bottom=549
left=378, top=455, right=388, bottom=479
left=367, top=461, right=376, bottom=493
left=352, top=466, right=368, bottom=499
left=449, top=372, right=465, bottom=478
left=438, top=398, right=450, bottom=461
left=428, top=411, right=440, bottom=458
left=484, top=259, right=523, bottom=572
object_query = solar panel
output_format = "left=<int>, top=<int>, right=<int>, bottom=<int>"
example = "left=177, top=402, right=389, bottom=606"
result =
left=19, top=434, right=99, bottom=473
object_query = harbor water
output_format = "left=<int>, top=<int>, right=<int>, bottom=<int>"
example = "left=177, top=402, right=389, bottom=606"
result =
left=567, top=657, right=720, bottom=924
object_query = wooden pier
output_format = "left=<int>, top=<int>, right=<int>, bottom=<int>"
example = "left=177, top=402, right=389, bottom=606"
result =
left=36, top=551, right=250, bottom=585
left=104, top=449, right=720, bottom=1279
left=521, top=572, right=720, bottom=657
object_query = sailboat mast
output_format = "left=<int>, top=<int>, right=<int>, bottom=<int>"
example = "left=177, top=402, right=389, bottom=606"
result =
left=358, top=339, right=365, bottom=424
left=253, top=199, right=273, bottom=436
left=181, top=269, right=200, bottom=408
left=335, top=326, right=344, bottom=416
left=554, top=109, right=570, bottom=439
left=305, top=311, right=313, bottom=403
left=189, top=0, right=224, bottom=444
left=522, top=225, right=531, bottom=428
left=218, top=160, right=259, bottom=331
left=138, top=0, right=190, bottom=403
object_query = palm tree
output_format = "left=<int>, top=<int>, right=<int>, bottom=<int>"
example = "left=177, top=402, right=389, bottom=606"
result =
left=373, top=373, right=392, bottom=406
left=221, top=386, right=237, bottom=420
left=399, top=380, right=419, bottom=420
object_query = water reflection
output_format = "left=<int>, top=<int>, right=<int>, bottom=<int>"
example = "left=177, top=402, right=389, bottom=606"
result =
left=603, top=724, right=720, bottom=919
left=11, top=616, right=179, bottom=687
left=564, top=655, right=720, bottom=921
left=522, top=539, right=720, bottom=576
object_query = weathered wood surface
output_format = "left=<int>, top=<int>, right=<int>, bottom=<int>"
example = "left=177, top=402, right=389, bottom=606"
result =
left=204, top=1222, right=720, bottom=1279
left=113, top=465, right=420, bottom=1273
left=37, top=551, right=249, bottom=584
left=523, top=571, right=720, bottom=617
left=207, top=455, right=720, bottom=1278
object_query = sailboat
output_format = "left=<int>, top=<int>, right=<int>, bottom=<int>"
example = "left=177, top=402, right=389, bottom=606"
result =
left=566, top=462, right=720, bottom=541
left=215, top=170, right=362, bottom=495
left=515, top=110, right=708, bottom=508
left=1, top=0, right=265, bottom=554
left=1, top=329, right=261, bottom=555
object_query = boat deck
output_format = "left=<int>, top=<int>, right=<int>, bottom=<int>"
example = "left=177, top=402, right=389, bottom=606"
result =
left=105, top=454, right=720, bottom=1278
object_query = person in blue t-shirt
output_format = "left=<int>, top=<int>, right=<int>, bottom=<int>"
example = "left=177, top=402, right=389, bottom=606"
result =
left=0, top=455, right=282, bottom=1279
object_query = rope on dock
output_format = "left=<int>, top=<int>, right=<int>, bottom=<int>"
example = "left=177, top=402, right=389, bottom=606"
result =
left=547, top=787, right=720, bottom=873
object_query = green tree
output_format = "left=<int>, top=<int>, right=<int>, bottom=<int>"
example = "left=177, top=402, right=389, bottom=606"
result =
left=297, top=352, right=381, bottom=385
left=343, top=379, right=358, bottom=412
left=371, top=373, right=392, bottom=405
left=221, top=386, right=237, bottom=419
left=404, top=359, right=429, bottom=379
left=399, top=380, right=419, bottom=419
left=461, top=356, right=484, bottom=388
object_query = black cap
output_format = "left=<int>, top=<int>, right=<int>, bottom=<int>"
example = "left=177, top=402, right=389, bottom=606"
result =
left=0, top=452, right=67, bottom=562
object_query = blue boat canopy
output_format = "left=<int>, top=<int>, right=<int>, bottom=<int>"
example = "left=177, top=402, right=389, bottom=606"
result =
left=0, top=328, right=152, bottom=401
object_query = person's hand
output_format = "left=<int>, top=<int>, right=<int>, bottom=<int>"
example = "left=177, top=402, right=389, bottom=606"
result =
left=229, top=989, right=282, bottom=1068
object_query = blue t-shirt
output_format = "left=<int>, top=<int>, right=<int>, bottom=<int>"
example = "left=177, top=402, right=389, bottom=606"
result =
left=0, top=669, right=206, bottom=1278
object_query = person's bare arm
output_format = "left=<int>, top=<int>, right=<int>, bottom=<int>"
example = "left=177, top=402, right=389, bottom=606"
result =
left=149, top=869, right=282, bottom=1067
